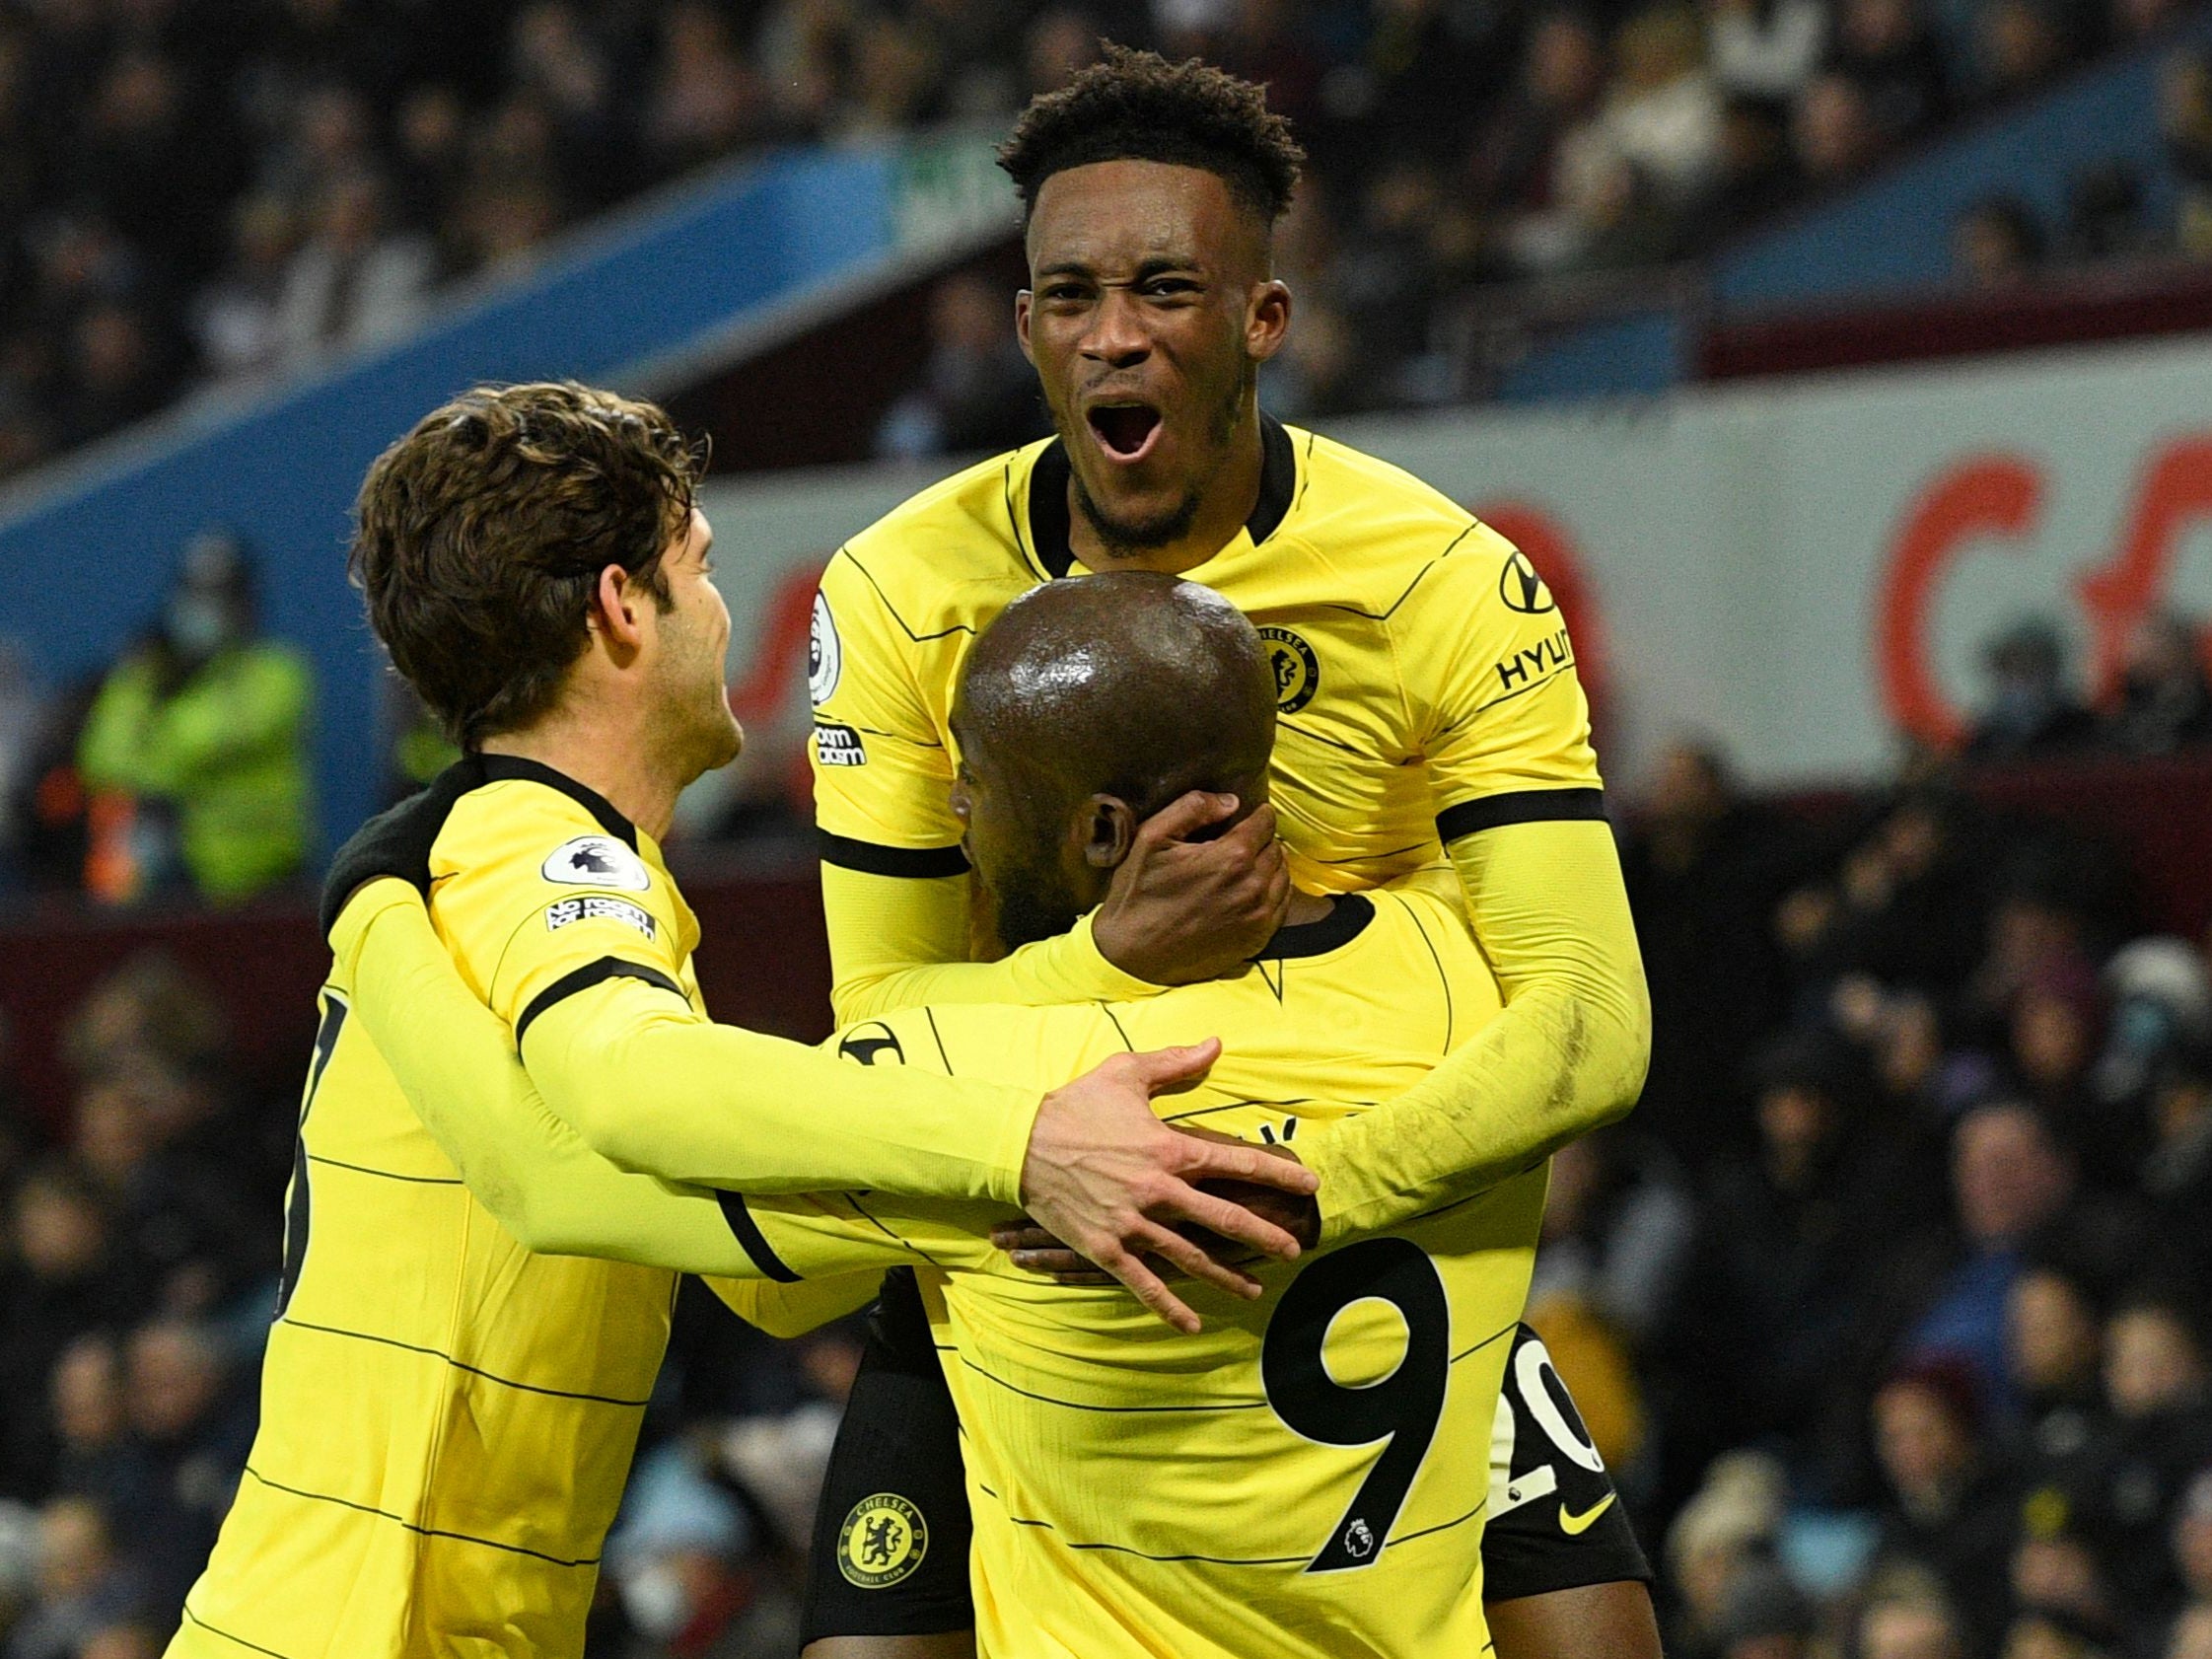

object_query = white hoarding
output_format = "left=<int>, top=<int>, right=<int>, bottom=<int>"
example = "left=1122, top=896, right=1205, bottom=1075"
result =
left=694, top=333, right=2212, bottom=816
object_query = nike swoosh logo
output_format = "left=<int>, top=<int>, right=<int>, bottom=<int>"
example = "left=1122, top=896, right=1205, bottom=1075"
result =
left=1558, top=1495, right=1615, bottom=1536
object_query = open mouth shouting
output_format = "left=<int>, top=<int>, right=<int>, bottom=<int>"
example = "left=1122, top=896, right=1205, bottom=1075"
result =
left=1085, top=400, right=1163, bottom=466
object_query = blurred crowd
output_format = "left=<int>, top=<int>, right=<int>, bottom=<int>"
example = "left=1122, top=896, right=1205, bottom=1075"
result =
left=1551, top=618, right=2212, bottom=1659
left=0, top=952, right=869, bottom=1657
left=0, top=0, right=2190, bottom=488
left=881, top=0, right=2211, bottom=447
left=1953, top=38, right=2212, bottom=289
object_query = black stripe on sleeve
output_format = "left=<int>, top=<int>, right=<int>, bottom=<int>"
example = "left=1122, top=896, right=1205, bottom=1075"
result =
left=715, top=1191, right=803, bottom=1283
left=818, top=830, right=970, bottom=879
left=1436, top=787, right=1606, bottom=845
left=515, top=957, right=685, bottom=1049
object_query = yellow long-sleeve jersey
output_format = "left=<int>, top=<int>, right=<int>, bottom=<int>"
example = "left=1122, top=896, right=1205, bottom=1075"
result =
left=807, top=415, right=1649, bottom=1238
left=331, top=873, right=1542, bottom=1659
left=168, top=755, right=1045, bottom=1659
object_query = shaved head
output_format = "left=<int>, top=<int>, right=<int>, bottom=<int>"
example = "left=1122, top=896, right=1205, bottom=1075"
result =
left=952, top=572, right=1274, bottom=951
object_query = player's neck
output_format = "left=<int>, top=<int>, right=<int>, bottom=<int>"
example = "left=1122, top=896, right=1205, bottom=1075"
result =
left=1282, top=890, right=1332, bottom=928
left=1066, top=405, right=1264, bottom=577
left=479, top=709, right=684, bottom=843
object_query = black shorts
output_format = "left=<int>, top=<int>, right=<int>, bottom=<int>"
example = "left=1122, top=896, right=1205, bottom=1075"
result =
left=801, top=1269, right=974, bottom=1640
left=799, top=1274, right=1649, bottom=1643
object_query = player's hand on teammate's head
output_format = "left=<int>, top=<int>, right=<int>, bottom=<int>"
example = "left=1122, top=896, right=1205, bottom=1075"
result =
left=1092, top=792, right=1291, bottom=986
left=1023, top=1040, right=1320, bottom=1334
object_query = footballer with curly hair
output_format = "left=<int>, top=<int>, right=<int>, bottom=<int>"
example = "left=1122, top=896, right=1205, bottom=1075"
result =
left=796, top=43, right=1661, bottom=1659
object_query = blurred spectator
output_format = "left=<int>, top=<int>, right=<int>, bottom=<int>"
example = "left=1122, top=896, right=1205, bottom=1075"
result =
left=72, top=1060, right=273, bottom=1317
left=2085, top=935, right=2208, bottom=1124
left=1965, top=620, right=2098, bottom=761
left=60, top=951, right=230, bottom=1091
left=118, top=1320, right=252, bottom=1619
left=2171, top=1473, right=2212, bottom=1642
left=1681, top=1027, right=1935, bottom=1495
left=1777, top=787, right=1992, bottom=1002
left=46, top=1338, right=148, bottom=1529
left=1327, top=162, right=1470, bottom=399
left=2103, top=613, right=2212, bottom=756
left=1531, top=1128, right=1695, bottom=1348
left=50, top=302, right=181, bottom=454
left=2061, top=162, right=2156, bottom=264
left=1708, top=1555, right=1819, bottom=1658
left=1861, top=1589, right=1971, bottom=1659
left=1023, top=6, right=1107, bottom=101
left=2000, top=1607, right=2122, bottom=1659
left=2010, top=1523, right=2119, bottom=1642
left=646, top=1, right=762, bottom=176
left=1870, top=1358, right=2019, bottom=1646
left=2008, top=1257, right=2107, bottom=1472
left=605, top=1439, right=755, bottom=1650
left=0, top=643, right=41, bottom=884
left=1956, top=195, right=2047, bottom=287
left=2164, top=48, right=2212, bottom=256
left=391, top=85, right=469, bottom=251
left=1904, top=1101, right=2077, bottom=1402
left=1794, top=71, right=1889, bottom=185
left=0, top=1165, right=143, bottom=1503
left=1622, top=739, right=1806, bottom=1160
left=2006, top=959, right=2103, bottom=1141
left=2071, top=1289, right=2212, bottom=1606
left=1686, top=97, right=1804, bottom=238
left=1831, top=0, right=1952, bottom=140
left=76, top=1627, right=160, bottom=1659
left=1474, top=11, right=1609, bottom=223
left=1976, top=0, right=2075, bottom=108
left=1604, top=6, right=1726, bottom=202
left=1666, top=1449, right=1790, bottom=1656
left=272, top=169, right=433, bottom=365
left=1526, top=1127, right=1688, bottom=1473
left=876, top=272, right=1047, bottom=460
left=76, top=531, right=313, bottom=904
left=4, top=1499, right=146, bottom=1659
left=2142, top=1047, right=2212, bottom=1286
left=189, top=195, right=300, bottom=385
left=1708, top=0, right=1827, bottom=103
left=2113, top=0, right=2186, bottom=40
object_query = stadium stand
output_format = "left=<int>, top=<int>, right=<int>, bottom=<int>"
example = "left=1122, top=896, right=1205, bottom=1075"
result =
left=0, top=0, right=2194, bottom=487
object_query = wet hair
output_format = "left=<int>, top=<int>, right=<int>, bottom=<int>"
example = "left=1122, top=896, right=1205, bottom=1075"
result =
left=998, top=44, right=1305, bottom=227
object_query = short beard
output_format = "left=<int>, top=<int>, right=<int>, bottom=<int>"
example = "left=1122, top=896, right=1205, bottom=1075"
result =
left=1072, top=474, right=1202, bottom=555
left=1065, top=361, right=1251, bottom=557
left=985, top=866, right=1082, bottom=953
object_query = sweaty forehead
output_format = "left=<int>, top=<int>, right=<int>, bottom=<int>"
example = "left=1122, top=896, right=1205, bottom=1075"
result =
left=1027, top=159, right=1262, bottom=276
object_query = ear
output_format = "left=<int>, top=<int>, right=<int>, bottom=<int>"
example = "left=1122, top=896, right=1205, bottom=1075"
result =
left=1015, top=289, right=1035, bottom=365
left=1079, top=794, right=1137, bottom=869
left=590, top=564, right=650, bottom=661
left=1248, top=279, right=1292, bottom=365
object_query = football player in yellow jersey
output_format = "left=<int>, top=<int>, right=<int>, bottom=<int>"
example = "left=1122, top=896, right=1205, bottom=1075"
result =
left=328, top=573, right=1617, bottom=1658
left=798, top=47, right=1658, bottom=1659
left=167, top=385, right=1320, bottom=1659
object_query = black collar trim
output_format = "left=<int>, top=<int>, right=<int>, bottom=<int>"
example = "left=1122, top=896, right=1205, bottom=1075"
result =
left=1251, top=893, right=1374, bottom=962
left=1025, top=412, right=1298, bottom=581
left=477, top=754, right=639, bottom=850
